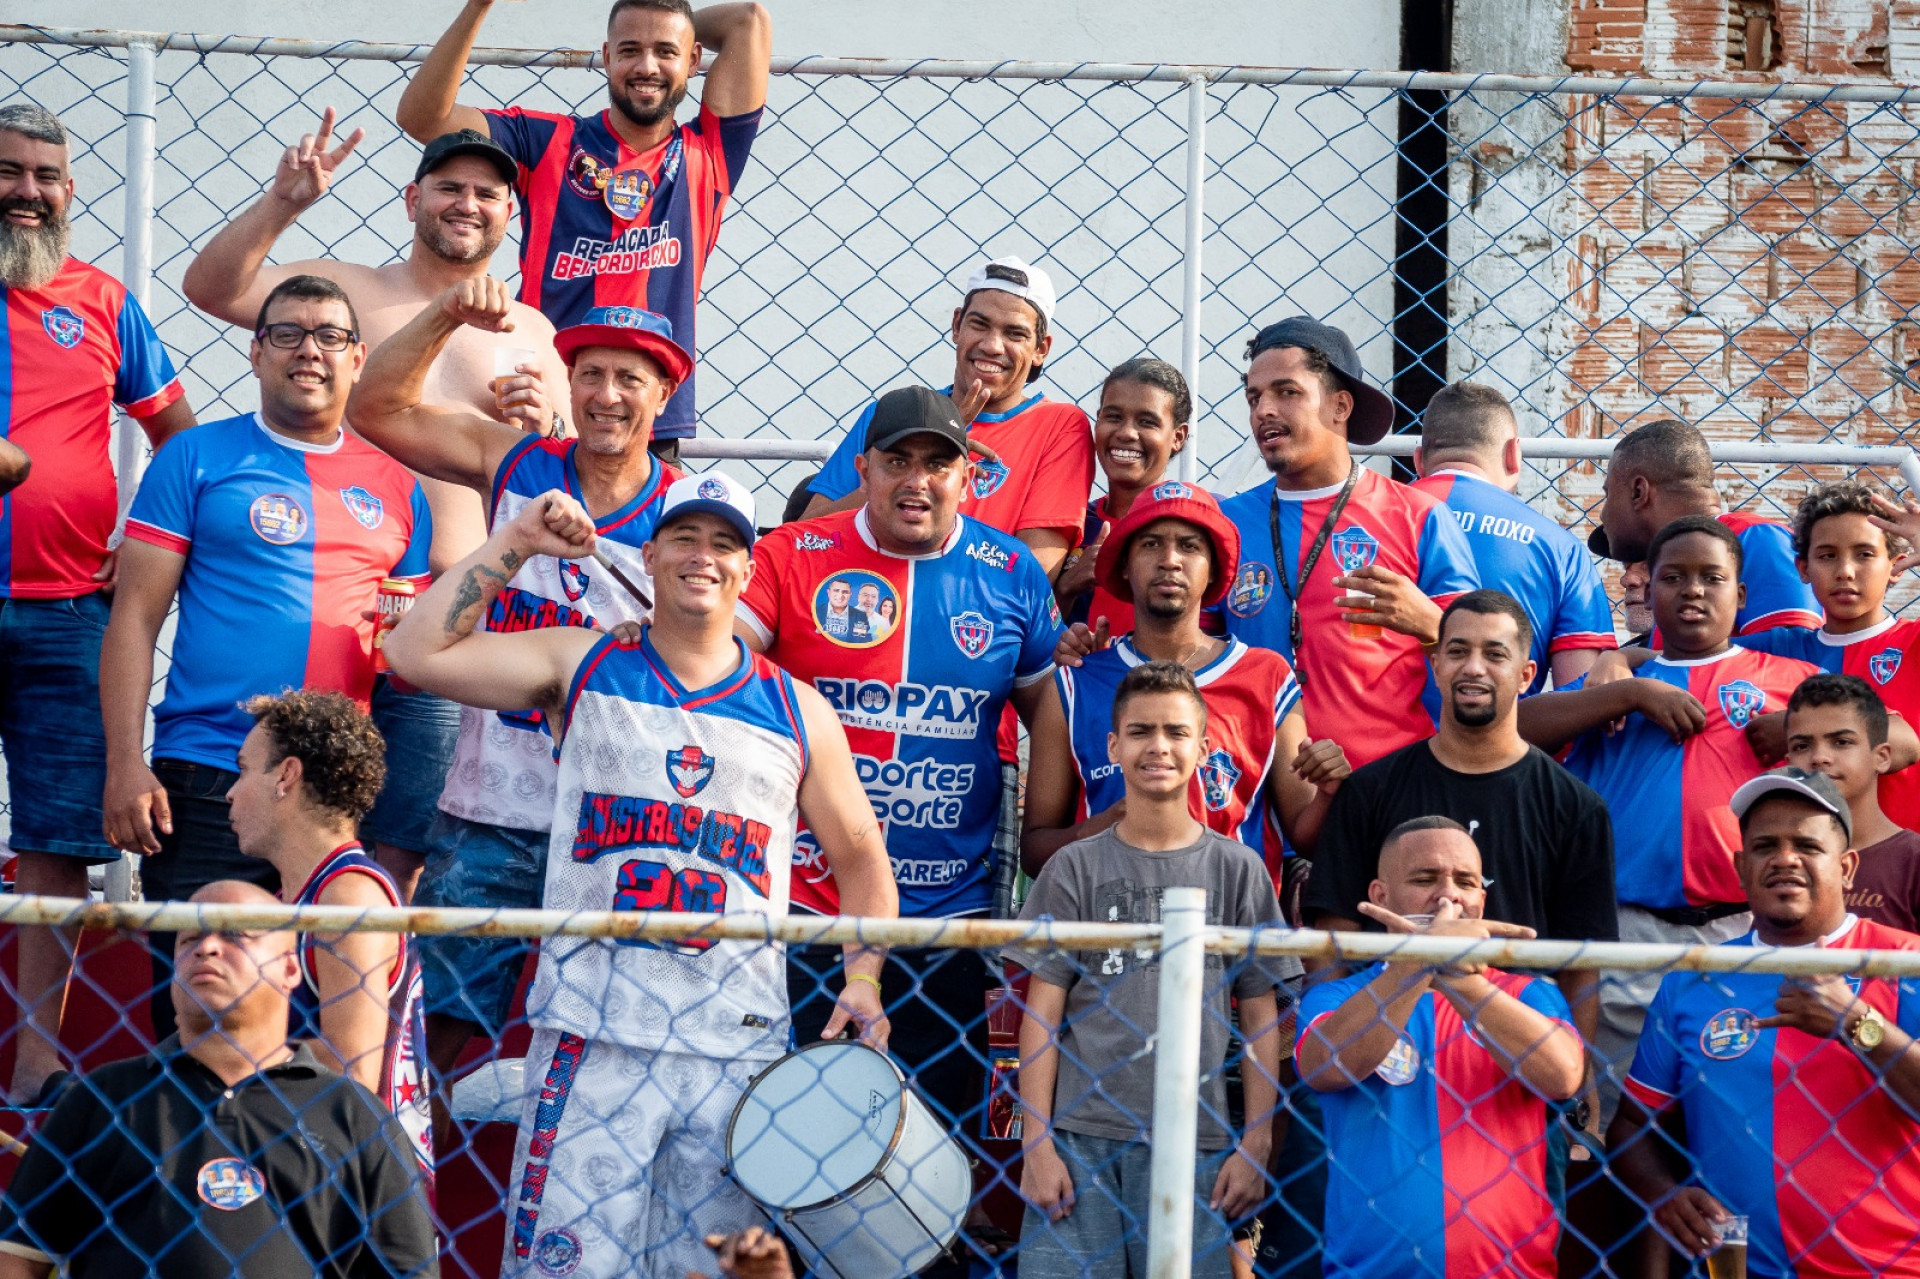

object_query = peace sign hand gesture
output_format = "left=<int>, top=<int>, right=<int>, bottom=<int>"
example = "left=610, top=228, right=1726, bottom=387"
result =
left=270, top=107, right=365, bottom=210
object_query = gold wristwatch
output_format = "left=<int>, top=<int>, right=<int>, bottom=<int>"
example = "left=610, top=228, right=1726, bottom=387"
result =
left=1850, top=1006, right=1888, bottom=1052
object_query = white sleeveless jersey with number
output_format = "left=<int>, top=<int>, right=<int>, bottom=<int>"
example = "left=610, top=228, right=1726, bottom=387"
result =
left=528, top=630, right=804, bottom=1059
left=436, top=437, right=677, bottom=833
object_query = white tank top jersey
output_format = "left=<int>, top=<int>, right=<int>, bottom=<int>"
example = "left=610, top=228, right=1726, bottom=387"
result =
left=528, top=629, right=805, bottom=1059
left=436, top=437, right=676, bottom=833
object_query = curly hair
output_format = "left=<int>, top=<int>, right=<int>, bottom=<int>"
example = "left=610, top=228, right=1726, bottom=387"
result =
left=244, top=690, right=387, bottom=823
left=1792, top=479, right=1907, bottom=560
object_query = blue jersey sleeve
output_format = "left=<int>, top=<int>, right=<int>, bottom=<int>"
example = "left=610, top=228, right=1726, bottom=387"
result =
left=1623, top=974, right=1684, bottom=1104
left=1730, top=626, right=1804, bottom=657
left=1894, top=978, right=1920, bottom=1042
left=125, top=431, right=200, bottom=547
left=1295, top=968, right=1372, bottom=1052
left=481, top=107, right=559, bottom=176
left=1550, top=543, right=1618, bottom=650
left=696, top=103, right=764, bottom=189
left=1734, top=523, right=1819, bottom=634
left=1013, top=554, right=1067, bottom=684
left=1414, top=505, right=1480, bottom=601
left=112, top=292, right=181, bottom=413
left=1516, top=972, right=1575, bottom=1026
left=810, top=402, right=879, bottom=501
left=393, top=482, right=434, bottom=579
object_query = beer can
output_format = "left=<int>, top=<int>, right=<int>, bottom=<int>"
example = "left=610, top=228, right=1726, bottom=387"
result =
left=373, top=577, right=416, bottom=674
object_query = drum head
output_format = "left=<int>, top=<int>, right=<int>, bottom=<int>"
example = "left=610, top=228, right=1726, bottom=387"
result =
left=727, top=1041, right=907, bottom=1209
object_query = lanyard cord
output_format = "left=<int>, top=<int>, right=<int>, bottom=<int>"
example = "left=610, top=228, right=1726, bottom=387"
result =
left=1266, top=463, right=1361, bottom=684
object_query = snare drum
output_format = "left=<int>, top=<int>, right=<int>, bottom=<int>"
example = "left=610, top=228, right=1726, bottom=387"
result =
left=725, top=1041, right=970, bottom=1277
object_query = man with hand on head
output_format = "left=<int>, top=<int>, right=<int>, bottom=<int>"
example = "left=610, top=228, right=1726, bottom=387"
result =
left=102, top=275, right=433, bottom=1042
left=0, top=881, right=437, bottom=1278
left=1296, top=817, right=1581, bottom=1279
left=1609, top=767, right=1920, bottom=1278
left=0, top=103, right=196, bottom=1105
left=349, top=278, right=686, bottom=1111
left=1024, top=481, right=1350, bottom=875
left=397, top=0, right=772, bottom=461
left=385, top=476, right=895, bottom=1278
left=185, top=114, right=570, bottom=902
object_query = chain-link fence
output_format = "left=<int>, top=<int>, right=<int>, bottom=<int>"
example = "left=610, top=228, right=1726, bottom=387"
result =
left=2, top=895, right=1918, bottom=1277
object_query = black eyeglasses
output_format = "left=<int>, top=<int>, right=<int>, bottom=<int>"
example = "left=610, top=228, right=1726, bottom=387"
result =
left=256, top=323, right=358, bottom=352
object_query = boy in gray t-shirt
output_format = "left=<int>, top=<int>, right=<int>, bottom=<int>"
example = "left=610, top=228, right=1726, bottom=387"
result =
left=1013, top=661, right=1299, bottom=1279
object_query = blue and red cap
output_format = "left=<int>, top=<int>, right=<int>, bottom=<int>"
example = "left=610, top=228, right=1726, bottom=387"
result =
left=1094, top=480, right=1240, bottom=608
left=555, top=306, right=694, bottom=386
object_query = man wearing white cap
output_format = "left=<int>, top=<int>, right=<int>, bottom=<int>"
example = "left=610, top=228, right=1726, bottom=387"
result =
left=386, top=473, right=896, bottom=1279
left=803, top=255, right=1095, bottom=582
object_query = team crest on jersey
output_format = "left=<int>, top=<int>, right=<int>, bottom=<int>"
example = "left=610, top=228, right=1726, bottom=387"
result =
left=1718, top=680, right=1768, bottom=730
left=566, top=148, right=610, bottom=198
left=1871, top=646, right=1903, bottom=686
left=249, top=493, right=308, bottom=545
left=951, top=610, right=993, bottom=659
left=337, top=486, right=385, bottom=531
left=666, top=745, right=716, bottom=798
left=603, top=168, right=652, bottom=220
left=1199, top=749, right=1242, bottom=812
left=196, top=1158, right=264, bottom=1211
left=1701, top=1007, right=1759, bottom=1060
left=1151, top=481, right=1194, bottom=501
left=811, top=570, right=898, bottom=650
left=1375, top=1035, right=1420, bottom=1086
left=1229, top=562, right=1273, bottom=617
left=40, top=304, right=83, bottom=349
left=971, top=457, right=1010, bottom=500
left=558, top=560, right=590, bottom=602
left=533, top=1227, right=583, bottom=1276
left=1330, top=523, right=1381, bottom=573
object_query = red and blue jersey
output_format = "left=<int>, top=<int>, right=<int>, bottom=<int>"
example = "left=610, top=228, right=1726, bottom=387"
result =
left=812, top=388, right=1096, bottom=544
left=125, top=414, right=431, bottom=770
left=1562, top=647, right=1819, bottom=909
left=1625, top=916, right=1920, bottom=1278
left=1738, top=616, right=1920, bottom=831
left=1412, top=470, right=1615, bottom=692
left=1300, top=966, right=1573, bottom=1278
left=1062, top=495, right=1137, bottom=633
left=1217, top=467, right=1479, bottom=768
left=483, top=104, right=761, bottom=440
left=287, top=843, right=431, bottom=1173
left=1720, top=511, right=1821, bottom=635
left=737, top=509, right=1063, bottom=917
left=1057, top=636, right=1299, bottom=853
left=1, top=259, right=183, bottom=598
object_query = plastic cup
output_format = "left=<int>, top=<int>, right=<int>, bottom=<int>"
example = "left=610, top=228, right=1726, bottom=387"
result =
left=1707, top=1216, right=1748, bottom=1279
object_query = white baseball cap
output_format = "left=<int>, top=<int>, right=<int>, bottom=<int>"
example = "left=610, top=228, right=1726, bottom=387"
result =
left=658, top=471, right=758, bottom=548
left=964, top=255, right=1057, bottom=327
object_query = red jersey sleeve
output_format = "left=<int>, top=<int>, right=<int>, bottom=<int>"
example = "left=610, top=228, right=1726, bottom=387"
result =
left=1014, top=404, right=1095, bottom=540
left=737, top=524, right=794, bottom=644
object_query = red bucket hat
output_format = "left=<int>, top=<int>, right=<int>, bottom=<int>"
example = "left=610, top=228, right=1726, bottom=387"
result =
left=1093, top=480, right=1241, bottom=608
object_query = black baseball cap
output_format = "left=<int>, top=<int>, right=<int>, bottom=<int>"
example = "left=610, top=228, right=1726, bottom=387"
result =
left=1730, top=766, right=1854, bottom=843
left=864, top=385, right=969, bottom=455
left=1246, top=316, right=1396, bottom=446
left=415, top=129, right=518, bottom=185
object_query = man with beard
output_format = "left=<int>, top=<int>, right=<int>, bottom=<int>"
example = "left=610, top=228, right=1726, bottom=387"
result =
left=0, top=104, right=197, bottom=1105
left=348, top=276, right=689, bottom=1154
left=184, top=116, right=569, bottom=902
left=397, top=0, right=771, bottom=460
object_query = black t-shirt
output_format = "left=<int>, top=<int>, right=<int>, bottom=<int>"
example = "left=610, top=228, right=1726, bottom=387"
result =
left=1302, top=741, right=1620, bottom=941
left=1849, top=829, right=1920, bottom=934
left=0, top=1038, right=437, bottom=1278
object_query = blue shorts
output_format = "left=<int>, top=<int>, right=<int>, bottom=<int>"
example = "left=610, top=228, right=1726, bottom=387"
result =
left=0, top=594, right=116, bottom=864
left=360, top=677, right=461, bottom=855
left=414, top=810, right=546, bottom=1033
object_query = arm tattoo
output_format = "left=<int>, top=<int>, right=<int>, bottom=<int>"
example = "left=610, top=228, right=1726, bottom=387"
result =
left=442, top=548, right=525, bottom=637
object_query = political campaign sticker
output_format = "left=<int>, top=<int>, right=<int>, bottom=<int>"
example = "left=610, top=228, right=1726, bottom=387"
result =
left=1718, top=680, right=1768, bottom=731
left=249, top=493, right=308, bottom=545
left=812, top=570, right=899, bottom=649
left=1375, top=1035, right=1421, bottom=1086
left=1228, top=561, right=1273, bottom=618
left=566, top=149, right=610, bottom=199
left=337, top=485, right=385, bottom=531
left=196, top=1157, right=265, bottom=1210
left=1700, top=1007, right=1760, bottom=1060
left=604, top=168, right=652, bottom=220
left=41, top=305, right=84, bottom=349
left=1871, top=646, right=1902, bottom=686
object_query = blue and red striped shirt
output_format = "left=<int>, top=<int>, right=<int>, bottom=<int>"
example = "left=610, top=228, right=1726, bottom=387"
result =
left=483, top=104, right=761, bottom=440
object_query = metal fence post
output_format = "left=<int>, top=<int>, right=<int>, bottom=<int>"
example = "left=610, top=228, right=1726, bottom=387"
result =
left=1147, top=885, right=1207, bottom=1277
left=1177, top=74, right=1207, bottom=484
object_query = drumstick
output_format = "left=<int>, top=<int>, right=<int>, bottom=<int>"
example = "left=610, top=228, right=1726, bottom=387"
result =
left=0, top=1128, right=30, bottom=1158
left=590, top=546, right=652, bottom=613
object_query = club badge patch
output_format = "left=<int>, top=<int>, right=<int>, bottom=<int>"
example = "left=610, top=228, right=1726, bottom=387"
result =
left=971, top=457, right=1010, bottom=500
left=811, top=570, right=899, bottom=649
left=41, top=305, right=84, bottom=349
left=698, top=478, right=728, bottom=501
left=1199, top=749, right=1242, bottom=812
left=1718, top=680, right=1768, bottom=730
left=1151, top=480, right=1195, bottom=501
left=1871, top=646, right=1903, bottom=686
left=533, top=1226, right=583, bottom=1276
left=337, top=485, right=385, bottom=531
left=1330, top=523, right=1381, bottom=573
left=566, top=149, right=610, bottom=199
left=1375, top=1035, right=1421, bottom=1086
left=1228, top=562, right=1273, bottom=617
left=558, top=560, right=591, bottom=602
left=197, top=1158, right=265, bottom=1210
left=249, top=493, right=308, bottom=545
left=666, top=744, right=716, bottom=798
left=951, top=610, right=994, bottom=659
left=1701, top=1007, right=1759, bottom=1060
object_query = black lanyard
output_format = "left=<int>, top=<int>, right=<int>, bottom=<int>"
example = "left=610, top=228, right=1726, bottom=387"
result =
left=1267, top=463, right=1361, bottom=680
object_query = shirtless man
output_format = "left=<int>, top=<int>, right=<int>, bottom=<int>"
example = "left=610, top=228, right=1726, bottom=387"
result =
left=184, top=112, right=567, bottom=897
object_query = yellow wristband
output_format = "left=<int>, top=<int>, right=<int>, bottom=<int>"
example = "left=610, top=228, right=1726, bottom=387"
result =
left=845, top=971, right=883, bottom=993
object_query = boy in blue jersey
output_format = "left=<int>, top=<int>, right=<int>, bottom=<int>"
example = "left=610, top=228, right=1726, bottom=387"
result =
left=1015, top=661, right=1292, bottom=1279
